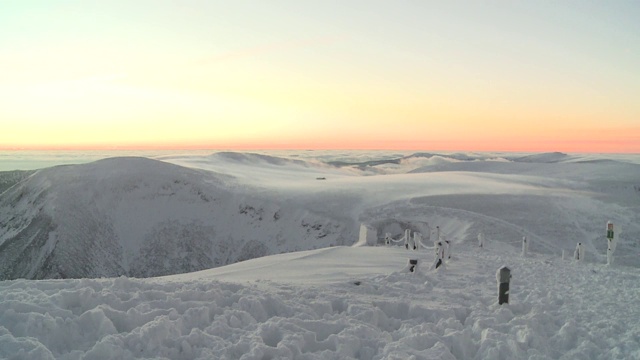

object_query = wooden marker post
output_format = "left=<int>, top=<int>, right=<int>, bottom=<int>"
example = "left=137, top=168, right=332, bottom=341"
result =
left=497, top=266, right=511, bottom=305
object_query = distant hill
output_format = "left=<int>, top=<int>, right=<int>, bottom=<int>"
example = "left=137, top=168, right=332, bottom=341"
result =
left=0, top=157, right=354, bottom=280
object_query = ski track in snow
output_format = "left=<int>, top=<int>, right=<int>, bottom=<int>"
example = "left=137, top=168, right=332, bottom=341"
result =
left=1, top=245, right=639, bottom=360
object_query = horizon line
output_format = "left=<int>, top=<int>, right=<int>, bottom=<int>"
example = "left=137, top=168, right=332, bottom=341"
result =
left=1, top=145, right=638, bottom=155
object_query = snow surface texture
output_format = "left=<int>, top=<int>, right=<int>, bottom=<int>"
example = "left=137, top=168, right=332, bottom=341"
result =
left=1, top=245, right=639, bottom=359
left=1, top=151, right=640, bottom=358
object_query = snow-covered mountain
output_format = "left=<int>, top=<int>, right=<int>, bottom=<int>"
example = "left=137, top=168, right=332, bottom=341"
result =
left=1, top=151, right=639, bottom=281
left=0, top=157, right=356, bottom=280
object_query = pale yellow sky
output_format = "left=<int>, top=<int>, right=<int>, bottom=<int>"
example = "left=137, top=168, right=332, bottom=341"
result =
left=1, top=1, right=639, bottom=152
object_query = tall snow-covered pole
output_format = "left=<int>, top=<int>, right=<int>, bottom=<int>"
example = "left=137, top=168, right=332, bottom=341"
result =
left=404, top=229, right=411, bottom=250
left=444, top=237, right=451, bottom=260
left=521, top=236, right=528, bottom=257
left=433, top=240, right=444, bottom=269
left=606, top=221, right=616, bottom=265
left=574, top=242, right=585, bottom=262
left=478, top=232, right=485, bottom=248
left=413, top=232, right=422, bottom=250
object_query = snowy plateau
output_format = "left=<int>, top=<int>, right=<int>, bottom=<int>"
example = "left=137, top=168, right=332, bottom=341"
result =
left=0, top=151, right=639, bottom=359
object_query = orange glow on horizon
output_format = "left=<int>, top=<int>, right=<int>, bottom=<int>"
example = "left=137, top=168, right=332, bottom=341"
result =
left=2, top=133, right=639, bottom=154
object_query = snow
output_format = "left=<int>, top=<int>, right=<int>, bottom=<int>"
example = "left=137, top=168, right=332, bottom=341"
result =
left=1, top=150, right=640, bottom=359
left=2, top=244, right=639, bottom=359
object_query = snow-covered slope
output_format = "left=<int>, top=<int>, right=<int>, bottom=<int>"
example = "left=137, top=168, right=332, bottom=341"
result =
left=0, top=170, right=34, bottom=195
left=2, top=242, right=639, bottom=359
left=0, top=157, right=356, bottom=280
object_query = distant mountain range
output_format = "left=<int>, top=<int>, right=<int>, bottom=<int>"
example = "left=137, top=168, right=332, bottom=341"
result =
left=2, top=151, right=639, bottom=280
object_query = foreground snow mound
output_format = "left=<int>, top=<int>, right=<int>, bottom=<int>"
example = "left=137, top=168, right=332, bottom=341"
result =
left=1, top=245, right=638, bottom=359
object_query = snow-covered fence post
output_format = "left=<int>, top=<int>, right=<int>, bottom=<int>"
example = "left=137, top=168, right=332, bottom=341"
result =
left=433, top=241, right=444, bottom=269
left=521, top=236, right=528, bottom=257
left=497, top=266, right=511, bottom=305
left=413, top=232, right=422, bottom=250
left=444, top=238, right=451, bottom=260
left=478, top=232, right=485, bottom=248
left=574, top=242, right=585, bottom=262
left=436, top=226, right=441, bottom=242
left=408, top=259, right=418, bottom=273
left=606, top=221, right=616, bottom=265
left=404, top=229, right=411, bottom=250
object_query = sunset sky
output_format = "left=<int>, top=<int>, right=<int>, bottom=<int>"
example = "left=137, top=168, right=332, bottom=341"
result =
left=1, top=0, right=639, bottom=152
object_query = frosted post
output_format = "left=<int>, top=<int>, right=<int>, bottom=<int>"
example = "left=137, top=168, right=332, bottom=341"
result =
left=574, top=242, right=585, bottom=262
left=606, top=221, right=616, bottom=266
left=478, top=232, right=485, bottom=248
left=444, top=238, right=451, bottom=260
left=404, top=229, right=411, bottom=250
left=521, top=236, right=528, bottom=257
left=436, top=226, right=441, bottom=242
left=433, top=241, right=444, bottom=269
left=413, top=232, right=422, bottom=250
left=497, top=266, right=511, bottom=305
